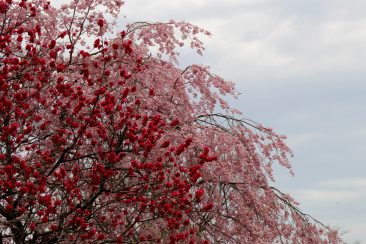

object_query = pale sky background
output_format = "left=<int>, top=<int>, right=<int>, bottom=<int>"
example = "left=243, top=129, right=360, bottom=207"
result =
left=121, top=1, right=366, bottom=243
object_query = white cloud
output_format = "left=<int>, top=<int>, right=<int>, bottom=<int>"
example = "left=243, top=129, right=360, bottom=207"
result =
left=286, top=132, right=322, bottom=148
left=289, top=181, right=366, bottom=243
left=320, top=178, right=366, bottom=190
left=293, top=189, right=361, bottom=204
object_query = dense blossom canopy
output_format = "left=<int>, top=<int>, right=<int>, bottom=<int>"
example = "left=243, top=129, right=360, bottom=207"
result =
left=0, top=0, right=342, bottom=243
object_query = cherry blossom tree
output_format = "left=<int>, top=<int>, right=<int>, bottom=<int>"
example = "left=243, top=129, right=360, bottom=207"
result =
left=0, top=0, right=343, bottom=243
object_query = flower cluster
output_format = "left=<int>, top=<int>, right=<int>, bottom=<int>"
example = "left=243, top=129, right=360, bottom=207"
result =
left=0, top=0, right=342, bottom=243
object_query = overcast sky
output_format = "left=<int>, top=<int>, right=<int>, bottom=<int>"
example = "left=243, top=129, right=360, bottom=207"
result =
left=120, top=1, right=366, bottom=242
